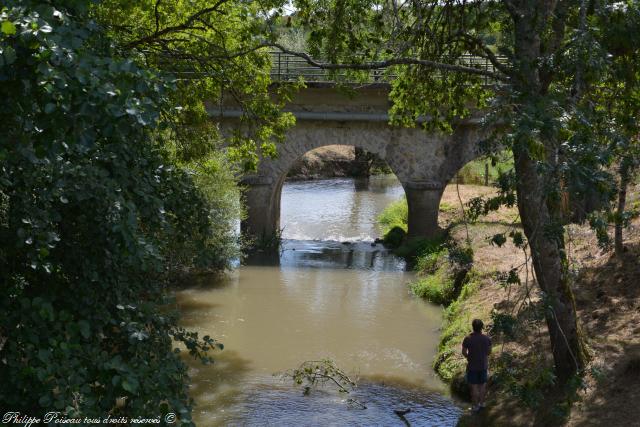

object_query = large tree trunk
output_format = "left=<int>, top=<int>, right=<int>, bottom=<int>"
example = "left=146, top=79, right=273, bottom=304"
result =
left=510, top=0, right=587, bottom=385
left=513, top=145, right=587, bottom=383
left=615, top=161, right=630, bottom=255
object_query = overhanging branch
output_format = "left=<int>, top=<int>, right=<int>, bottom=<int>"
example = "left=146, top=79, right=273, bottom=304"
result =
left=267, top=42, right=509, bottom=82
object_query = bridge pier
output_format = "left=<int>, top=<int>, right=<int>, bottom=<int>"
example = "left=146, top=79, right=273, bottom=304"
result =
left=223, top=85, right=489, bottom=247
left=404, top=180, right=445, bottom=240
left=241, top=176, right=281, bottom=245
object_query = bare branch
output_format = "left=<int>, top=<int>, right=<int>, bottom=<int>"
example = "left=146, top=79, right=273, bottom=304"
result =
left=456, top=32, right=513, bottom=77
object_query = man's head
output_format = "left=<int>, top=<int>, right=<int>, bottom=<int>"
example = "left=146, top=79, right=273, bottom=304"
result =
left=472, top=319, right=484, bottom=333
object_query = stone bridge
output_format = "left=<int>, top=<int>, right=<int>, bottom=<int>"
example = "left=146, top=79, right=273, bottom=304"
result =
left=213, top=83, right=491, bottom=243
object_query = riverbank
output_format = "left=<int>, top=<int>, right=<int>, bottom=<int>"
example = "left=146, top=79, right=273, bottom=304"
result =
left=287, top=145, right=395, bottom=180
left=287, top=145, right=357, bottom=180
left=381, top=182, right=640, bottom=426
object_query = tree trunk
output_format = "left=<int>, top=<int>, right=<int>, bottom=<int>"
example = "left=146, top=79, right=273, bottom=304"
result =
left=614, top=162, right=630, bottom=255
left=484, top=162, right=489, bottom=186
left=510, top=1, right=587, bottom=384
left=513, top=145, right=587, bottom=383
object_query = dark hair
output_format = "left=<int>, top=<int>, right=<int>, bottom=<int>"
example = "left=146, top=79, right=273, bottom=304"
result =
left=472, top=319, right=484, bottom=333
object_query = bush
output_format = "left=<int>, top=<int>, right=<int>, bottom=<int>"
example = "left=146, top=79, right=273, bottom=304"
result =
left=409, top=240, right=472, bottom=305
left=383, top=225, right=407, bottom=248
left=411, top=249, right=455, bottom=304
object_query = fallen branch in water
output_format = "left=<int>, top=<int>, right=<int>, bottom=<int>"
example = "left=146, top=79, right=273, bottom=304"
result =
left=394, top=408, right=412, bottom=426
left=278, top=359, right=367, bottom=409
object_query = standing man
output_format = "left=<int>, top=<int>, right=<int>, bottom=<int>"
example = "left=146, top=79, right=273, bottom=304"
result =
left=462, top=319, right=491, bottom=412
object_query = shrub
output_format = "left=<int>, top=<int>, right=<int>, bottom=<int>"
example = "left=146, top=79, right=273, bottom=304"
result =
left=0, top=4, right=227, bottom=423
left=383, top=225, right=407, bottom=248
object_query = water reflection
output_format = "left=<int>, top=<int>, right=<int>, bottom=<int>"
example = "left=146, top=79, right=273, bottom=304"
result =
left=281, top=175, right=404, bottom=241
left=179, top=176, right=462, bottom=426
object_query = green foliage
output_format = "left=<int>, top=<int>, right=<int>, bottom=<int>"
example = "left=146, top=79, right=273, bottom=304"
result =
left=382, top=226, right=406, bottom=248
left=489, top=310, right=517, bottom=340
left=377, top=197, right=408, bottom=235
left=410, top=240, right=473, bottom=305
left=94, top=0, right=298, bottom=172
left=466, top=169, right=518, bottom=222
left=0, top=2, right=230, bottom=423
left=411, top=267, right=455, bottom=305
left=492, top=353, right=557, bottom=408
left=171, top=149, right=243, bottom=271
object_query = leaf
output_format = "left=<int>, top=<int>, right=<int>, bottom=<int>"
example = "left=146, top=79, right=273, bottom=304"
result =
left=45, top=103, right=56, bottom=114
left=38, top=395, right=51, bottom=407
left=122, top=377, right=139, bottom=394
left=490, top=233, right=507, bottom=247
left=3, top=46, right=16, bottom=65
left=78, top=320, right=90, bottom=339
left=1, top=21, right=17, bottom=35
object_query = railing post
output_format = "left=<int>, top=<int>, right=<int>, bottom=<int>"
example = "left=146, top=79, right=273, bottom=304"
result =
left=277, top=52, right=281, bottom=82
left=285, top=53, right=289, bottom=81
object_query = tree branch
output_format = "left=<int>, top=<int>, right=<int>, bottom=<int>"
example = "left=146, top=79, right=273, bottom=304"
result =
left=124, top=0, right=230, bottom=49
left=154, top=0, right=162, bottom=34
left=456, top=32, right=513, bottom=77
left=267, top=43, right=509, bottom=82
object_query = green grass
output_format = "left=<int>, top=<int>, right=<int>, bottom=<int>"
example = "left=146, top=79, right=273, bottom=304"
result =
left=432, top=273, right=482, bottom=385
left=377, top=196, right=408, bottom=235
left=410, top=249, right=455, bottom=304
left=411, top=268, right=455, bottom=305
left=456, top=153, right=514, bottom=186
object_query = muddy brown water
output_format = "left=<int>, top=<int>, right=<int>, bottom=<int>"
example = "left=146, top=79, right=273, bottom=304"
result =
left=177, top=176, right=462, bottom=426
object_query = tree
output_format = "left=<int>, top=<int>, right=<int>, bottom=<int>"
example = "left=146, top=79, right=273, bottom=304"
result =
left=591, top=2, right=640, bottom=255
left=0, top=2, right=225, bottom=422
left=283, top=0, right=607, bottom=385
left=93, top=0, right=298, bottom=171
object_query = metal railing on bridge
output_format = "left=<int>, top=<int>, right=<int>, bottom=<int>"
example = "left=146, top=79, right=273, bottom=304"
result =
left=268, top=51, right=504, bottom=84
left=164, top=51, right=504, bottom=85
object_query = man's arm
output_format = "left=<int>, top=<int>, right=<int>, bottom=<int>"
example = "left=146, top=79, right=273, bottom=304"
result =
left=462, top=338, right=469, bottom=359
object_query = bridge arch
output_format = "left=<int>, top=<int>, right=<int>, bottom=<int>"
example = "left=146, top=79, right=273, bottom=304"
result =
left=238, top=118, right=488, bottom=244
left=213, top=83, right=492, bottom=244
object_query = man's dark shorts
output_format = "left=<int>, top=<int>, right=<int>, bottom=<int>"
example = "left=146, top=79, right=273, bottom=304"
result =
left=466, top=369, right=488, bottom=385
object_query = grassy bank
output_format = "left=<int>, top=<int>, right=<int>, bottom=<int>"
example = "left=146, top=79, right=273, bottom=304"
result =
left=378, top=178, right=640, bottom=426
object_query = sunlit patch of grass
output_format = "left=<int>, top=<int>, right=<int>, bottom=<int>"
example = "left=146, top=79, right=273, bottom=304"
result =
left=377, top=197, right=407, bottom=235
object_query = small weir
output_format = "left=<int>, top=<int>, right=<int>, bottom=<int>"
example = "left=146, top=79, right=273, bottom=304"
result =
left=178, top=176, right=462, bottom=426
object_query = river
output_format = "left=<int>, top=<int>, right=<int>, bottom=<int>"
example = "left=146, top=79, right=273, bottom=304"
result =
left=177, top=175, right=462, bottom=426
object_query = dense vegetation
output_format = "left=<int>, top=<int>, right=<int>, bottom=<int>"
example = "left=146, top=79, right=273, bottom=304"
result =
left=0, top=1, right=245, bottom=423
left=2, top=0, right=639, bottom=424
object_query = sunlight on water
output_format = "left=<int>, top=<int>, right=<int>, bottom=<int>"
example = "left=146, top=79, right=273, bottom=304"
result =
left=178, top=176, right=462, bottom=426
